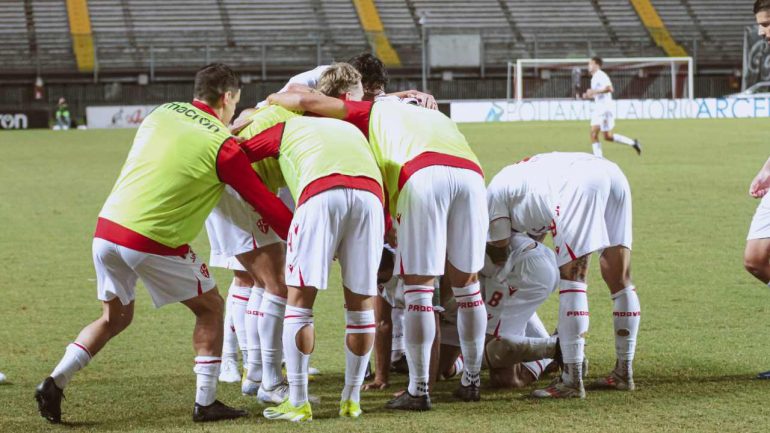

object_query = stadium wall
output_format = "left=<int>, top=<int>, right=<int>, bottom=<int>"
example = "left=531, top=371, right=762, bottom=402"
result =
left=0, top=76, right=735, bottom=126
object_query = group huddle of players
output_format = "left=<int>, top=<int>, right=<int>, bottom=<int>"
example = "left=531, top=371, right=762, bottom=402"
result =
left=34, top=54, right=640, bottom=424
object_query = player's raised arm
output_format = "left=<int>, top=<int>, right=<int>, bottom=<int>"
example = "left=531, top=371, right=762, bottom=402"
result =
left=216, top=138, right=292, bottom=239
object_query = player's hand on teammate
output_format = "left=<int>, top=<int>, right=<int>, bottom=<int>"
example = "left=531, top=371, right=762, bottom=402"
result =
left=362, top=379, right=389, bottom=391
left=749, top=168, right=770, bottom=198
left=406, top=91, right=438, bottom=110
left=386, top=227, right=398, bottom=247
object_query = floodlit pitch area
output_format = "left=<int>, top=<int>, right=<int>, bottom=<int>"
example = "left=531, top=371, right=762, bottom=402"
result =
left=1, top=118, right=769, bottom=432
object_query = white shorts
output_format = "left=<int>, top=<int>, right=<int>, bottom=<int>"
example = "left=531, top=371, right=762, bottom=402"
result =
left=378, top=276, right=404, bottom=309
left=93, top=238, right=216, bottom=308
left=395, top=166, right=488, bottom=276
left=484, top=244, right=558, bottom=338
left=553, top=159, right=632, bottom=266
left=591, top=110, right=615, bottom=132
left=208, top=253, right=246, bottom=272
left=285, top=188, right=384, bottom=295
left=205, top=186, right=282, bottom=269
left=748, top=193, right=770, bottom=240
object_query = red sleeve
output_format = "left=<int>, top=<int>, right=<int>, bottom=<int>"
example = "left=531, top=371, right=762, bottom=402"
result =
left=342, top=100, right=373, bottom=138
left=217, top=138, right=292, bottom=240
left=238, top=123, right=284, bottom=162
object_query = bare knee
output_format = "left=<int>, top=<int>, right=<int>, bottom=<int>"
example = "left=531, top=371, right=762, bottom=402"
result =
left=744, top=251, right=768, bottom=275
left=603, top=132, right=613, bottom=141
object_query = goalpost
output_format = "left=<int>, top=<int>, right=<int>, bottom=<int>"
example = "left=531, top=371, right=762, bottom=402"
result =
left=507, top=57, right=694, bottom=102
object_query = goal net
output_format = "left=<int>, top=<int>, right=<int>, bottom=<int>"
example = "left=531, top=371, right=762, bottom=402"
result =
left=507, top=57, right=694, bottom=101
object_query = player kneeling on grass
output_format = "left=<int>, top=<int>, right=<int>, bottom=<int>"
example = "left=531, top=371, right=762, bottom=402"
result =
left=35, top=64, right=294, bottom=424
left=269, top=62, right=489, bottom=410
left=482, top=233, right=561, bottom=388
left=234, top=103, right=385, bottom=421
left=206, top=105, right=300, bottom=402
left=487, top=152, right=640, bottom=399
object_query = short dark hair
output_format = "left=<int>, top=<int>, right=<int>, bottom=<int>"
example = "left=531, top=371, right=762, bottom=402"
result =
left=755, top=0, right=770, bottom=13
left=591, top=56, right=603, bottom=67
left=194, top=63, right=240, bottom=106
left=348, top=52, right=389, bottom=93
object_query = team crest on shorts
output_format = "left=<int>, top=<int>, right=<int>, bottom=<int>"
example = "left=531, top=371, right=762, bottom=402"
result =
left=200, top=263, right=210, bottom=278
left=256, top=219, right=269, bottom=234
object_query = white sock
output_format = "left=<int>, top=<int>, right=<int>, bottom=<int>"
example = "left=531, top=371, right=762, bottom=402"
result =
left=193, top=356, right=220, bottom=406
left=523, top=359, right=552, bottom=380
left=525, top=312, right=549, bottom=338
left=453, top=282, right=486, bottom=387
left=557, top=280, right=589, bottom=365
left=612, top=133, right=635, bottom=146
left=592, top=142, right=603, bottom=157
left=229, top=281, right=252, bottom=366
left=403, top=285, right=435, bottom=396
left=391, top=307, right=405, bottom=355
left=245, top=287, right=265, bottom=383
left=522, top=312, right=552, bottom=380
left=612, top=285, right=640, bottom=362
left=283, top=305, right=313, bottom=407
left=259, top=292, right=287, bottom=389
left=222, top=292, right=238, bottom=364
left=51, top=343, right=91, bottom=389
left=341, top=309, right=375, bottom=403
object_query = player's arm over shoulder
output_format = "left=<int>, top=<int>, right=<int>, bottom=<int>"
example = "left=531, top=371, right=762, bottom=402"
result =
left=267, top=91, right=348, bottom=119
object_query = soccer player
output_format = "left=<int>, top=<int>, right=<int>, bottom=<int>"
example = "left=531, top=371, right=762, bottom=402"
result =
left=482, top=233, right=559, bottom=385
left=205, top=105, right=299, bottom=401
left=487, top=152, right=640, bottom=398
left=258, top=53, right=437, bottom=108
left=268, top=63, right=489, bottom=410
left=233, top=107, right=385, bottom=422
left=583, top=57, right=642, bottom=158
left=746, top=0, right=770, bottom=381
left=34, top=64, right=293, bottom=424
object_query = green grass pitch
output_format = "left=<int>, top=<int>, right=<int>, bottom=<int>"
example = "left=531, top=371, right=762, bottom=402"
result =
left=1, top=118, right=770, bottom=432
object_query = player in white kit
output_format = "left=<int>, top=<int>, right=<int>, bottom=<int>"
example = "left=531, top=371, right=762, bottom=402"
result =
left=487, top=152, right=640, bottom=398
left=482, top=234, right=559, bottom=385
left=584, top=57, right=642, bottom=158
left=744, top=0, right=770, bottom=381
left=437, top=233, right=559, bottom=388
left=744, top=153, right=770, bottom=379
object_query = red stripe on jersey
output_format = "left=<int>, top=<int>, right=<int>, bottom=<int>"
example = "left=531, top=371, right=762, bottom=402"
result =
left=232, top=295, right=249, bottom=302
left=454, top=290, right=481, bottom=298
left=398, top=152, right=484, bottom=191
left=565, top=243, right=577, bottom=261
left=297, top=175, right=383, bottom=207
left=284, top=315, right=313, bottom=319
left=197, top=278, right=203, bottom=296
left=95, top=217, right=190, bottom=257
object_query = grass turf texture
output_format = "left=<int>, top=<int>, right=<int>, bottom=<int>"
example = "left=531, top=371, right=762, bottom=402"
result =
left=1, top=119, right=769, bottom=432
